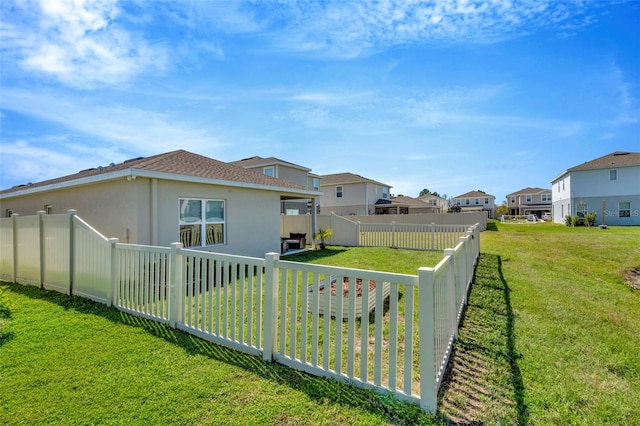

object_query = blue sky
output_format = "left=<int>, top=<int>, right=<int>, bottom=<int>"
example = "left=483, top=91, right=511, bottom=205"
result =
left=1, top=0, right=638, bottom=203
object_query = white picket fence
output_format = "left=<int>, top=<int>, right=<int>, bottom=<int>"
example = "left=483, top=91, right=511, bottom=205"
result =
left=0, top=210, right=480, bottom=413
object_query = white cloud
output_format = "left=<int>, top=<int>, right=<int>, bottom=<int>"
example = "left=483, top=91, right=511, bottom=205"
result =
left=1, top=88, right=223, bottom=154
left=2, top=0, right=168, bottom=89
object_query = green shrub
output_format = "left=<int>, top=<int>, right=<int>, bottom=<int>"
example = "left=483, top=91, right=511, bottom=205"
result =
left=564, top=215, right=573, bottom=226
left=585, top=212, right=597, bottom=226
left=571, top=215, right=583, bottom=227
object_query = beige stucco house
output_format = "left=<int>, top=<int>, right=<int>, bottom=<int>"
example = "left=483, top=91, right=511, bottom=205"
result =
left=319, top=172, right=392, bottom=216
left=388, top=195, right=441, bottom=214
left=452, top=190, right=496, bottom=218
left=0, top=150, right=322, bottom=257
left=506, top=187, right=552, bottom=218
left=229, top=156, right=321, bottom=215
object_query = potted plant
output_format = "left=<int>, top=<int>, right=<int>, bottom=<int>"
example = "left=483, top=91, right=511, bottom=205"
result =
left=314, top=227, right=333, bottom=250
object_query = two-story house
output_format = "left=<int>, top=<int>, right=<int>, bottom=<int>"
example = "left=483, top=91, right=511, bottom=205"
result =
left=417, top=194, right=449, bottom=213
left=319, top=172, right=392, bottom=216
left=551, top=151, right=640, bottom=225
left=506, top=187, right=552, bottom=218
left=229, top=156, right=321, bottom=215
left=451, top=190, right=496, bottom=218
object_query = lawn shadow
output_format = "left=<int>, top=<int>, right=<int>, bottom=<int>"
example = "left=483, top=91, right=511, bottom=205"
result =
left=3, top=280, right=441, bottom=426
left=437, top=254, right=528, bottom=425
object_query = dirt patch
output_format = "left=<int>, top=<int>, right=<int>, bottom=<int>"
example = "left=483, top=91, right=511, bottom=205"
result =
left=623, top=268, right=640, bottom=290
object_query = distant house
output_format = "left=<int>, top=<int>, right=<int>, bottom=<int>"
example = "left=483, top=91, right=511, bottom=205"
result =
left=0, top=150, right=322, bottom=257
left=551, top=151, right=640, bottom=226
left=506, top=187, right=552, bottom=218
left=319, top=172, right=392, bottom=216
left=451, top=190, right=496, bottom=218
left=229, top=156, right=321, bottom=215
left=388, top=195, right=442, bottom=214
left=417, top=194, right=449, bottom=213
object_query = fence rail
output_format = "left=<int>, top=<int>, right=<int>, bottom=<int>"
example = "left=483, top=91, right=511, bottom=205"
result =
left=0, top=210, right=480, bottom=414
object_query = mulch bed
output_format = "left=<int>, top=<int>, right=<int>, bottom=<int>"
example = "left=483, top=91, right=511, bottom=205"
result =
left=319, top=278, right=377, bottom=297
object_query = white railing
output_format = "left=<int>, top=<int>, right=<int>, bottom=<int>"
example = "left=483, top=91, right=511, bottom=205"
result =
left=358, top=222, right=471, bottom=251
left=2, top=210, right=480, bottom=414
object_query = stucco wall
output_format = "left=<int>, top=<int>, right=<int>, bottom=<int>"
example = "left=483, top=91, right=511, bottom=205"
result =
left=0, top=178, right=142, bottom=243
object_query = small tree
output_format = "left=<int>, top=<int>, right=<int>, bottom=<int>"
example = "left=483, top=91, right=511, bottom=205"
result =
left=314, top=228, right=333, bottom=250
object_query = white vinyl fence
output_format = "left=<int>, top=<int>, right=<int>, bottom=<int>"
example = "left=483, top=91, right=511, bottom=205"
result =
left=0, top=210, right=480, bottom=414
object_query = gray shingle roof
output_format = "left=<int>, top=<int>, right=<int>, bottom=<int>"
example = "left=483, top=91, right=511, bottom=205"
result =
left=320, top=172, right=391, bottom=187
left=1, top=150, right=312, bottom=195
left=506, top=187, right=550, bottom=197
left=568, top=151, right=640, bottom=171
left=454, top=190, right=495, bottom=199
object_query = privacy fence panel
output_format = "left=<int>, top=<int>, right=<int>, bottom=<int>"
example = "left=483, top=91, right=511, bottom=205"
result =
left=0, top=217, right=13, bottom=281
left=15, top=214, right=41, bottom=286
left=42, top=214, right=71, bottom=294
left=72, top=215, right=111, bottom=304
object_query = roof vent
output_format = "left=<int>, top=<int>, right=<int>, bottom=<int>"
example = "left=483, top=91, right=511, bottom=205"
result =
left=79, top=167, right=97, bottom=173
left=124, top=156, right=145, bottom=164
left=613, top=152, right=630, bottom=156
left=109, top=163, right=116, bottom=167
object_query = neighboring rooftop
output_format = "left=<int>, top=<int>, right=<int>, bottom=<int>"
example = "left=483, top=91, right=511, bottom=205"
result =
left=568, top=151, right=640, bottom=171
left=454, top=190, right=495, bottom=199
left=1, top=150, right=314, bottom=196
left=229, top=156, right=312, bottom=172
left=506, top=187, right=551, bottom=196
left=320, top=172, right=391, bottom=187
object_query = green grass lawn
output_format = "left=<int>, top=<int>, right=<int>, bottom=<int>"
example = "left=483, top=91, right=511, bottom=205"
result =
left=2, top=228, right=638, bottom=425
left=439, top=221, right=640, bottom=424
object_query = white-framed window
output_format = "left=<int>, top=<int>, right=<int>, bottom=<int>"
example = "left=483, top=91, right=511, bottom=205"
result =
left=619, top=201, right=631, bottom=218
left=562, top=180, right=565, bottom=190
left=465, top=199, right=470, bottom=205
left=263, top=166, right=275, bottom=177
left=312, top=178, right=319, bottom=191
left=526, top=195, right=532, bottom=202
left=286, top=209, right=299, bottom=215
left=485, top=197, right=489, bottom=204
left=577, top=202, right=587, bottom=217
left=429, top=199, right=437, bottom=205
left=44, top=204, right=53, bottom=214
left=5, top=209, right=13, bottom=218
left=336, top=186, right=343, bottom=198
left=510, top=196, right=515, bottom=203
left=179, top=198, right=225, bottom=247
left=382, top=187, right=388, bottom=199
left=610, top=169, right=617, bottom=181
left=542, top=193, right=551, bottom=202
left=475, top=198, right=479, bottom=205
left=375, top=185, right=378, bottom=195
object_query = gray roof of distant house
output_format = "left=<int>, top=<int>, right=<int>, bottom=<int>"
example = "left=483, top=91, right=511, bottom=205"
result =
left=454, top=190, right=495, bottom=199
left=506, top=187, right=550, bottom=197
left=552, top=151, right=640, bottom=183
left=320, top=172, right=391, bottom=187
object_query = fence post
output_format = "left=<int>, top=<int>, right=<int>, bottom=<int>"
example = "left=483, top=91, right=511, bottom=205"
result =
left=458, top=236, right=468, bottom=308
left=67, top=209, right=77, bottom=295
left=418, top=266, right=437, bottom=413
left=356, top=221, right=361, bottom=247
left=108, top=238, right=119, bottom=307
left=444, top=249, right=458, bottom=339
left=263, top=252, right=280, bottom=362
left=390, top=221, right=396, bottom=248
left=37, top=210, right=45, bottom=288
left=11, top=213, right=19, bottom=284
left=430, top=222, right=435, bottom=250
left=169, top=242, right=184, bottom=328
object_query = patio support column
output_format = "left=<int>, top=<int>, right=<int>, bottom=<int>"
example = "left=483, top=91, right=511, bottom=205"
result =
left=311, top=196, right=317, bottom=250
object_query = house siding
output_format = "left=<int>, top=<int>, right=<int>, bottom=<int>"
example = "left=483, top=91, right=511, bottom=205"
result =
left=552, top=156, right=640, bottom=225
